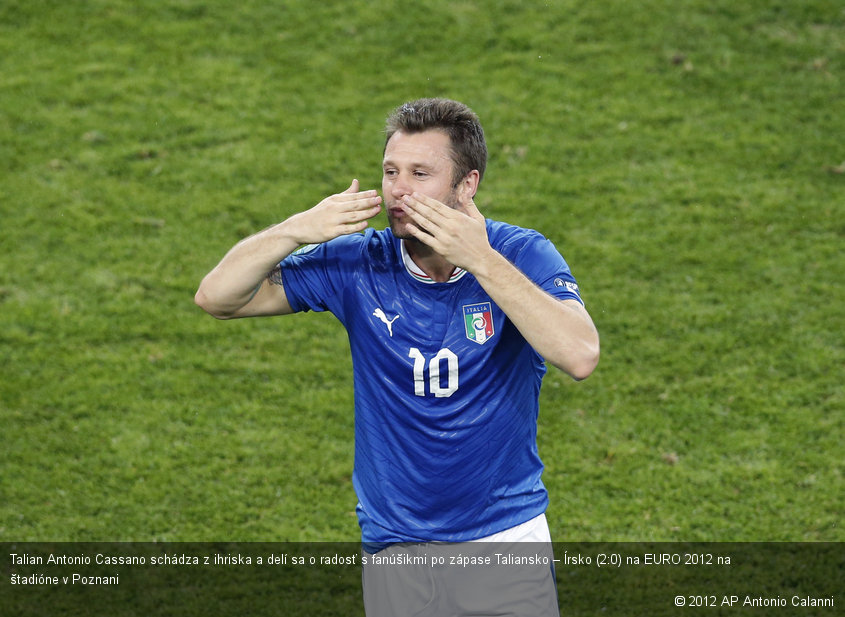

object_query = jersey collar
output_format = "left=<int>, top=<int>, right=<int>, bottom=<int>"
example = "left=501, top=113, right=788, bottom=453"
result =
left=400, top=240, right=467, bottom=284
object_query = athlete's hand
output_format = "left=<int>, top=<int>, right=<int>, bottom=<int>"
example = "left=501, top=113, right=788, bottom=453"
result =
left=284, top=179, right=382, bottom=245
left=401, top=192, right=493, bottom=273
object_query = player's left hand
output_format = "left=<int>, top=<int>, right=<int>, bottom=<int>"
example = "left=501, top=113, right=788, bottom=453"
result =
left=401, top=192, right=493, bottom=273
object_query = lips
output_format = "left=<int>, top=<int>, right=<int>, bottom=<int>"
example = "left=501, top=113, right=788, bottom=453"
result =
left=387, top=203, right=408, bottom=218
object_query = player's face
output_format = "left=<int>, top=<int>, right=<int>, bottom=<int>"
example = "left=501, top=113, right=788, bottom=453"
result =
left=382, top=129, right=460, bottom=239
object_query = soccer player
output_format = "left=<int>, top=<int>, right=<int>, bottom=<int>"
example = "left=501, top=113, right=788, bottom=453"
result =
left=195, top=98, right=600, bottom=616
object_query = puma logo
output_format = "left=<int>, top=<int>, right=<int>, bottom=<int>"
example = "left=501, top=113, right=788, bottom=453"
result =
left=373, top=308, right=400, bottom=337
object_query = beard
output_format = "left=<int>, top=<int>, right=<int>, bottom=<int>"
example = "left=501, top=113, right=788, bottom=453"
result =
left=386, top=210, right=417, bottom=239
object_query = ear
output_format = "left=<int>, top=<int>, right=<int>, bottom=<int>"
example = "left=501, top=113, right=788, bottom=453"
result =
left=456, top=170, right=480, bottom=206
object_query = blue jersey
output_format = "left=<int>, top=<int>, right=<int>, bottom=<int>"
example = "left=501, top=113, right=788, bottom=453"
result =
left=280, top=220, right=583, bottom=543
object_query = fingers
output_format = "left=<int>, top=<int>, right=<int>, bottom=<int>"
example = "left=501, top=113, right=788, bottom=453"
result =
left=401, top=193, right=453, bottom=230
left=335, top=191, right=382, bottom=212
left=403, top=205, right=441, bottom=237
left=290, top=181, right=382, bottom=244
left=401, top=193, right=450, bottom=246
left=328, top=181, right=382, bottom=236
left=400, top=192, right=490, bottom=269
left=324, top=181, right=381, bottom=217
left=343, top=201, right=382, bottom=224
left=334, top=202, right=382, bottom=236
left=403, top=192, right=448, bottom=214
left=336, top=180, right=382, bottom=209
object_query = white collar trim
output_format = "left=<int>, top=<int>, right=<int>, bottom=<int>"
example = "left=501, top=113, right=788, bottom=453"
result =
left=400, top=240, right=467, bottom=284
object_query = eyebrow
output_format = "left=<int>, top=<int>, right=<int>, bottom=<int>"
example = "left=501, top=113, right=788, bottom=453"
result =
left=382, top=159, right=437, bottom=171
left=383, top=154, right=443, bottom=167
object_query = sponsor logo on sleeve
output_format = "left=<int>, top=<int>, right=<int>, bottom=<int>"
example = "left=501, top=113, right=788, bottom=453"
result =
left=554, top=278, right=580, bottom=295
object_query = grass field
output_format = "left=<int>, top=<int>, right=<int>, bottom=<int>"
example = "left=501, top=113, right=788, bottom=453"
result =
left=1, top=0, right=842, bottom=549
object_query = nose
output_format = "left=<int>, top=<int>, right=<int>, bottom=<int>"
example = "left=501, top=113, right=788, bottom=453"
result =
left=389, top=172, right=411, bottom=200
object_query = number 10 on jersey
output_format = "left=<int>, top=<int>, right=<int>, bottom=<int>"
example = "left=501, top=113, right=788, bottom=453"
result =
left=409, top=348, right=459, bottom=398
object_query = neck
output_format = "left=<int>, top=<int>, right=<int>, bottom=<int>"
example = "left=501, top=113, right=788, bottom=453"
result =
left=404, top=238, right=456, bottom=283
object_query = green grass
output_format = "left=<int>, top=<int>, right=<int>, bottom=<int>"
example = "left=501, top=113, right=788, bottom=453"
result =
left=1, top=0, right=842, bottom=547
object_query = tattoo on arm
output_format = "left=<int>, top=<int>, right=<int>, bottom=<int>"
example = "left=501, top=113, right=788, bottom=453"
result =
left=267, top=264, right=283, bottom=287
left=244, top=265, right=282, bottom=306
left=246, top=282, right=262, bottom=304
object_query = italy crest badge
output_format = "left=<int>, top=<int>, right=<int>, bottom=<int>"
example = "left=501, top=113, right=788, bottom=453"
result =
left=463, top=302, right=494, bottom=345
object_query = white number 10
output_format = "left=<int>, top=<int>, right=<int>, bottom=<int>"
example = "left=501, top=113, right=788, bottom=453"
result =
left=409, top=347, right=459, bottom=398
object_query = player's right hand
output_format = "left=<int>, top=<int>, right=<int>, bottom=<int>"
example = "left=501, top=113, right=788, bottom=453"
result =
left=285, top=179, right=382, bottom=245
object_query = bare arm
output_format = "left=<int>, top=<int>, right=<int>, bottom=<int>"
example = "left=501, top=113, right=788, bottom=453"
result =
left=402, top=193, right=599, bottom=380
left=466, top=250, right=599, bottom=380
left=195, top=180, right=382, bottom=319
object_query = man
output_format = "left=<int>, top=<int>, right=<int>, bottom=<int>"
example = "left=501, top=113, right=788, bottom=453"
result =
left=196, top=98, right=599, bottom=615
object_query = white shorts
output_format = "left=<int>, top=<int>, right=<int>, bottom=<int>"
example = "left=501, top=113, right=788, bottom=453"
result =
left=473, top=512, right=553, bottom=543
left=362, top=515, right=558, bottom=617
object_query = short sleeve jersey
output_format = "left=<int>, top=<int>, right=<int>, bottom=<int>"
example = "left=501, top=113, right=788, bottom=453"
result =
left=280, top=220, right=583, bottom=543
